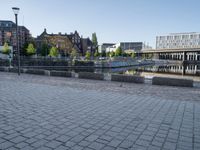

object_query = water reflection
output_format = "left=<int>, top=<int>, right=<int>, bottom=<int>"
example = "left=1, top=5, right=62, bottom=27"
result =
left=121, top=64, right=200, bottom=76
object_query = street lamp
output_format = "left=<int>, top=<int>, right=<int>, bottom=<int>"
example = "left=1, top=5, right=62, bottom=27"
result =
left=12, top=7, right=20, bottom=75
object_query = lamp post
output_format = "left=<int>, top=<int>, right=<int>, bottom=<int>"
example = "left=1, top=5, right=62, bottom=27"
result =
left=12, top=7, right=20, bottom=75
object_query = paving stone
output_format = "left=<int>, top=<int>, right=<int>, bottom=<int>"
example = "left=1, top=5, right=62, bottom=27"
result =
left=10, top=136, right=27, bottom=144
left=85, top=135, right=99, bottom=142
left=31, top=139, right=49, bottom=148
left=0, top=141, right=14, bottom=149
left=0, top=72, right=199, bottom=150
left=56, top=135, right=71, bottom=143
left=88, top=142, right=105, bottom=150
left=45, top=140, right=62, bottom=149
left=108, top=139, right=122, bottom=147
left=119, top=140, right=133, bottom=149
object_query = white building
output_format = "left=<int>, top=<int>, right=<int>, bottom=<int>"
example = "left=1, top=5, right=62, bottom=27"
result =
left=106, top=42, right=145, bottom=53
left=156, top=32, right=200, bottom=49
left=98, top=43, right=115, bottom=53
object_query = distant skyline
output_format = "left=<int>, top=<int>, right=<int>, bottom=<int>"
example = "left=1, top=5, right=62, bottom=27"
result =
left=1, top=0, right=200, bottom=48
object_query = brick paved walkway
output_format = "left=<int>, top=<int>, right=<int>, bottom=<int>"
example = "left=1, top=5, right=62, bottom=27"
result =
left=0, top=72, right=200, bottom=150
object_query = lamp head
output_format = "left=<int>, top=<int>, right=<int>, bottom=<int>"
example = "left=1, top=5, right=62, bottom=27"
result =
left=12, top=7, right=20, bottom=15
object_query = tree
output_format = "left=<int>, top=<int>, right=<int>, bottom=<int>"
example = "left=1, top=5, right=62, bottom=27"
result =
left=26, top=43, right=36, bottom=56
left=115, top=46, right=123, bottom=57
left=110, top=51, right=115, bottom=57
left=131, top=52, right=136, bottom=58
left=40, top=43, right=49, bottom=56
left=101, top=51, right=106, bottom=57
left=85, top=51, right=91, bottom=60
left=2, top=42, right=10, bottom=55
left=70, top=48, right=78, bottom=59
left=49, top=46, right=58, bottom=57
left=92, top=33, right=98, bottom=51
left=94, top=51, right=99, bottom=57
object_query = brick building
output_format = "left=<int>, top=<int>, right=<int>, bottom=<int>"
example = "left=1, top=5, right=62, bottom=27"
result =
left=0, top=20, right=31, bottom=54
left=35, top=29, right=94, bottom=56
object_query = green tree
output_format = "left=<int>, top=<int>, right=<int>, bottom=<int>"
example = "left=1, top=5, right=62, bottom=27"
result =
left=101, top=51, right=106, bottom=57
left=49, top=46, right=58, bottom=57
left=94, top=51, right=99, bottom=57
left=131, top=52, right=136, bottom=58
left=40, top=43, right=49, bottom=56
left=85, top=51, right=91, bottom=60
left=2, top=42, right=10, bottom=55
left=110, top=51, right=115, bottom=57
left=70, top=48, right=78, bottom=59
left=92, top=33, right=98, bottom=50
left=26, top=43, right=36, bottom=56
left=115, top=46, right=123, bottom=57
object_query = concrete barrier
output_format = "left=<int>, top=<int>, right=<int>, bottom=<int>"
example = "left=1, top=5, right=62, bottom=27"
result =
left=78, top=72, right=104, bottom=80
left=50, top=71, right=72, bottom=77
left=152, top=77, right=193, bottom=87
left=111, top=74, right=144, bottom=83
left=0, top=67, right=6, bottom=72
left=9, top=68, right=24, bottom=73
left=25, top=69, right=46, bottom=75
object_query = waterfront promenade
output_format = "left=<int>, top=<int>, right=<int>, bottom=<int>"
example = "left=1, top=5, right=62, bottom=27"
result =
left=0, top=72, right=200, bottom=150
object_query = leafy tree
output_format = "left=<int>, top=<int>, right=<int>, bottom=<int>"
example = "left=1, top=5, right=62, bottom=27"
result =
left=49, top=46, right=58, bottom=57
left=131, top=52, right=136, bottom=58
left=101, top=51, right=106, bottom=57
left=92, top=33, right=98, bottom=50
left=94, top=51, right=99, bottom=57
left=115, top=46, right=123, bottom=57
left=40, top=43, right=49, bottom=56
left=70, top=48, right=78, bottom=59
left=85, top=51, right=91, bottom=60
left=2, top=42, right=10, bottom=55
left=26, top=43, right=36, bottom=56
left=110, top=51, right=115, bottom=57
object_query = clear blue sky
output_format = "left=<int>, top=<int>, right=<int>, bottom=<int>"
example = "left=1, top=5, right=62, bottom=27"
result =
left=1, top=0, right=200, bottom=48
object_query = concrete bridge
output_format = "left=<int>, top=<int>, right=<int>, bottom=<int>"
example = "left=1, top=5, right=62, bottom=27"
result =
left=141, top=48, right=200, bottom=63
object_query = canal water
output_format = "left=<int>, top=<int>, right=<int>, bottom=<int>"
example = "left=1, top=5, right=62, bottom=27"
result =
left=67, top=63, right=200, bottom=81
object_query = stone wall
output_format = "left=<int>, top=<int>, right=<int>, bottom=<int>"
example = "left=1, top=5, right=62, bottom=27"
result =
left=111, top=74, right=144, bottom=83
left=152, top=77, right=193, bottom=87
left=78, top=72, right=104, bottom=80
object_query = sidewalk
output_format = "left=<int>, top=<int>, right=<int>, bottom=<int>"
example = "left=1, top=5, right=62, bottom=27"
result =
left=0, top=72, right=200, bottom=150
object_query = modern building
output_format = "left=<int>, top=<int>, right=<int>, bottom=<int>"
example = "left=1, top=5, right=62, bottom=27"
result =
left=156, top=32, right=200, bottom=49
left=106, top=42, right=146, bottom=53
left=35, top=29, right=94, bottom=56
left=98, top=43, right=115, bottom=53
left=0, top=20, right=31, bottom=54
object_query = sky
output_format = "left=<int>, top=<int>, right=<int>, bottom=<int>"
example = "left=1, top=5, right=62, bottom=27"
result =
left=1, top=0, right=200, bottom=48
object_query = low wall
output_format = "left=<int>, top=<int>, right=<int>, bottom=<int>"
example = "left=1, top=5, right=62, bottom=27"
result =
left=152, top=77, right=193, bottom=87
left=111, top=74, right=144, bottom=83
left=25, top=69, right=47, bottom=75
left=50, top=71, right=72, bottom=77
left=0, top=67, right=6, bottom=71
left=78, top=72, right=104, bottom=80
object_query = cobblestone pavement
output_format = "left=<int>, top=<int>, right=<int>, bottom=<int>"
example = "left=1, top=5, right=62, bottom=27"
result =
left=0, top=72, right=200, bottom=150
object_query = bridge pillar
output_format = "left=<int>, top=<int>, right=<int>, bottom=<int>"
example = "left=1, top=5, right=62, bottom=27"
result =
left=195, top=52, right=198, bottom=61
left=183, top=52, right=186, bottom=61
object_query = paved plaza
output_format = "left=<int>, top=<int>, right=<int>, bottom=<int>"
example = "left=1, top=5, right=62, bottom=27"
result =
left=0, top=72, right=200, bottom=150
